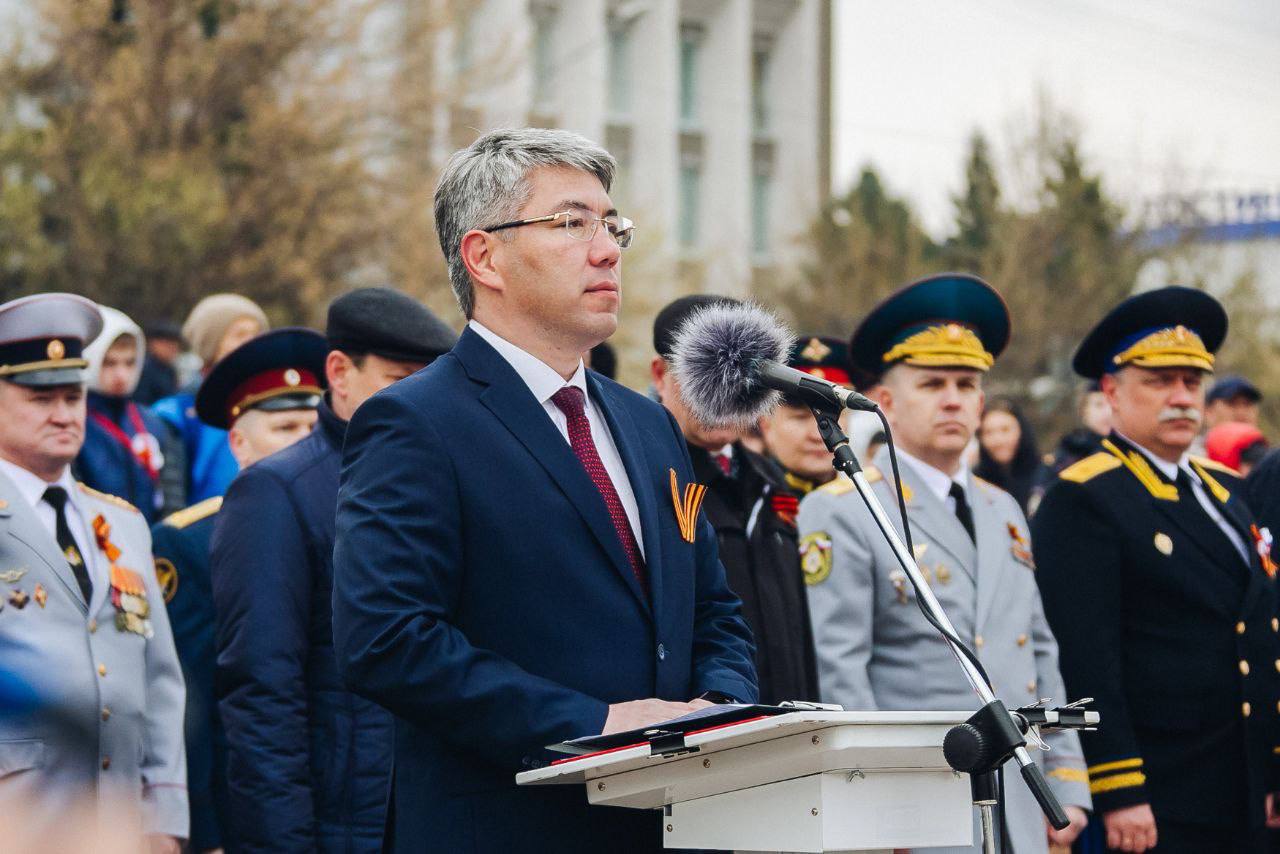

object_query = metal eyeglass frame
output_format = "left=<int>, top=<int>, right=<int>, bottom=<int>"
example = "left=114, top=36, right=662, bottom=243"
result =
left=483, top=210, right=635, bottom=249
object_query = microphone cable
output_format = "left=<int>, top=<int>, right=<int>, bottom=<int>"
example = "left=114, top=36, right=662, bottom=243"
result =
left=872, top=409, right=994, bottom=690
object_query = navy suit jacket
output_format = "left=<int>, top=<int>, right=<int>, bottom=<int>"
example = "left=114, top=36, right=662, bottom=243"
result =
left=213, top=400, right=393, bottom=852
left=332, top=327, right=757, bottom=853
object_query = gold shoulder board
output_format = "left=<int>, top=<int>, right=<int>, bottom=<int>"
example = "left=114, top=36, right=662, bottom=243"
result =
left=76, top=483, right=140, bottom=514
left=1059, top=452, right=1123, bottom=484
left=162, top=496, right=224, bottom=530
left=817, top=476, right=855, bottom=496
left=1191, top=456, right=1240, bottom=478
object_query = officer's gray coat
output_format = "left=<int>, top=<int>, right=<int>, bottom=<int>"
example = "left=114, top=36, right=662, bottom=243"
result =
left=798, top=448, right=1089, bottom=854
left=0, top=469, right=187, bottom=839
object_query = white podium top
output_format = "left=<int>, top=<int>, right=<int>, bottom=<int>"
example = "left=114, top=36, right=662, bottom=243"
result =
left=517, top=710, right=969, bottom=789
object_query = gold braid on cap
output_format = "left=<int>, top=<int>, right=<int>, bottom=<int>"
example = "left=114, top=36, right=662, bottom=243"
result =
left=882, top=323, right=994, bottom=371
left=1110, top=325, right=1214, bottom=371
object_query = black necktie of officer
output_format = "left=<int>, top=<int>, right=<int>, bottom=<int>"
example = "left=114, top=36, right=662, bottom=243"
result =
left=43, top=486, right=93, bottom=602
left=949, top=481, right=976, bottom=543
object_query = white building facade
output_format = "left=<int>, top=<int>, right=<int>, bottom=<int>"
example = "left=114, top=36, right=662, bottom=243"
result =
left=441, top=0, right=832, bottom=302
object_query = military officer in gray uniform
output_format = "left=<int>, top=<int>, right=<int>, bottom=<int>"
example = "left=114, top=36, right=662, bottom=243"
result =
left=797, top=274, right=1090, bottom=854
left=0, top=294, right=187, bottom=849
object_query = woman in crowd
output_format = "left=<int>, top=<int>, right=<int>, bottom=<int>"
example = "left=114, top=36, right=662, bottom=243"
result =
left=975, top=398, right=1049, bottom=517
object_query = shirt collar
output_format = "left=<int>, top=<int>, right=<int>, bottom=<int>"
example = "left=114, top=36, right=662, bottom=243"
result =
left=894, top=446, right=968, bottom=502
left=469, top=320, right=588, bottom=405
left=1114, top=431, right=1190, bottom=482
left=0, top=457, right=77, bottom=513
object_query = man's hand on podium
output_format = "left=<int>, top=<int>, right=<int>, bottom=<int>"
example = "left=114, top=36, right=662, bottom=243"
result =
left=601, top=699, right=715, bottom=735
left=1103, top=803, right=1157, bottom=852
left=1045, top=805, right=1088, bottom=846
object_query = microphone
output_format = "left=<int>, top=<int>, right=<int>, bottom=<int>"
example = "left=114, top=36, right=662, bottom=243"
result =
left=670, top=301, right=878, bottom=429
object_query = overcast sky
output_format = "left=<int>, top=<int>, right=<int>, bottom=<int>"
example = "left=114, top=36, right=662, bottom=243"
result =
left=832, top=0, right=1280, bottom=236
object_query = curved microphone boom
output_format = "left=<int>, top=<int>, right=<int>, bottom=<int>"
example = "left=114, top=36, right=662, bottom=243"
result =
left=670, top=302, right=877, bottom=428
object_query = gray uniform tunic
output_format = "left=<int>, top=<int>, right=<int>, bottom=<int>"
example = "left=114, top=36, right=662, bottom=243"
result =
left=798, top=447, right=1089, bottom=854
left=0, top=466, right=187, bottom=840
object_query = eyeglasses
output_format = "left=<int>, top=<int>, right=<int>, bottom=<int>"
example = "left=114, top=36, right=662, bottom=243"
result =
left=483, top=209, right=635, bottom=249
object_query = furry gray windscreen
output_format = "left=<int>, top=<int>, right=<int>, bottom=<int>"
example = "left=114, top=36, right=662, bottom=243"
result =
left=669, top=301, right=795, bottom=429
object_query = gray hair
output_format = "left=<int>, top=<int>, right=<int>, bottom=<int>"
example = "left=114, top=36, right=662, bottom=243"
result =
left=433, top=127, right=616, bottom=318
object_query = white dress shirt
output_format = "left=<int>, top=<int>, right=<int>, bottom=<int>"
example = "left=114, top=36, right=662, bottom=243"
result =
left=895, top=447, right=970, bottom=513
left=469, top=320, right=645, bottom=556
left=1117, top=433, right=1249, bottom=563
left=0, top=457, right=105, bottom=591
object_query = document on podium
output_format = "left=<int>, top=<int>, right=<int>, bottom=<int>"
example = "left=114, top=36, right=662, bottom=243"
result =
left=550, top=701, right=842, bottom=756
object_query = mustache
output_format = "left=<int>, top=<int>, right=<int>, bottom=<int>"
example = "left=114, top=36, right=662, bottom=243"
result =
left=1158, top=406, right=1202, bottom=425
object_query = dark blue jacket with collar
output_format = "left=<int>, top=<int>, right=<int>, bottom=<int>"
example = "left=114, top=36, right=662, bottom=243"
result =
left=212, top=399, right=392, bottom=853
left=332, top=327, right=758, bottom=854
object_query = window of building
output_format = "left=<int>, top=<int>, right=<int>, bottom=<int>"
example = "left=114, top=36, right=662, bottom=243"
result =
left=751, top=171, right=772, bottom=257
left=531, top=6, right=557, bottom=108
left=679, top=164, right=701, bottom=248
left=607, top=18, right=633, bottom=117
left=751, top=39, right=773, bottom=134
left=678, top=24, right=703, bottom=127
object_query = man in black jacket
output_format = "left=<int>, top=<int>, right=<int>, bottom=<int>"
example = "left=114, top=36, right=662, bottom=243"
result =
left=1033, top=286, right=1280, bottom=854
left=211, top=288, right=456, bottom=853
left=650, top=295, right=819, bottom=705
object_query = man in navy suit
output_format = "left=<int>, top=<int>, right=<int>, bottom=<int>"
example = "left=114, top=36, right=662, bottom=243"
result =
left=332, top=127, right=758, bottom=853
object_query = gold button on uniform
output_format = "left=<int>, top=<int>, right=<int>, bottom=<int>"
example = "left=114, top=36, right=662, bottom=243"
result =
left=88, top=619, right=97, bottom=633
left=1243, top=702, right=1252, bottom=717
left=101, top=757, right=110, bottom=770
left=1240, top=660, right=1251, bottom=676
left=1275, top=660, right=1280, bottom=673
left=97, top=664, right=106, bottom=677
left=1237, top=622, right=1247, bottom=635
left=974, top=636, right=985, bottom=648
left=1027, top=680, right=1037, bottom=693
left=101, top=707, right=110, bottom=721
left=1273, top=618, right=1279, bottom=632
left=1016, top=634, right=1028, bottom=647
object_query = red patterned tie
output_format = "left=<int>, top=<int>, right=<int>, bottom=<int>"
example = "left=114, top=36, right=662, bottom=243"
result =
left=551, top=386, right=648, bottom=592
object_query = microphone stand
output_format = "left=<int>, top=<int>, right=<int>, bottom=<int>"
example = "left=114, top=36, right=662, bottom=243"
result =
left=806, top=407, right=1071, bottom=854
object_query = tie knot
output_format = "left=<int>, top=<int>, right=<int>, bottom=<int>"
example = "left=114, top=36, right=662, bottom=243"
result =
left=551, top=386, right=586, bottom=419
left=43, top=485, right=69, bottom=511
left=948, top=481, right=967, bottom=504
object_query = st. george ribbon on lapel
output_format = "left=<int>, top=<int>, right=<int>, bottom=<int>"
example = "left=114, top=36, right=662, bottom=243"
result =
left=668, top=469, right=706, bottom=544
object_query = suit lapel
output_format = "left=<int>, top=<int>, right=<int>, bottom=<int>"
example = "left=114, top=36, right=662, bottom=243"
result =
left=589, top=374, right=662, bottom=619
left=971, top=476, right=1010, bottom=633
left=456, top=329, right=650, bottom=613
left=0, top=470, right=87, bottom=611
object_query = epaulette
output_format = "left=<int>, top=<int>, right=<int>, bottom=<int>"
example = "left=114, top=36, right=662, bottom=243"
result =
left=1191, top=455, right=1240, bottom=479
left=76, top=483, right=139, bottom=514
left=1059, top=452, right=1122, bottom=484
left=817, top=475, right=854, bottom=496
left=161, top=496, right=223, bottom=530
left=856, top=465, right=912, bottom=502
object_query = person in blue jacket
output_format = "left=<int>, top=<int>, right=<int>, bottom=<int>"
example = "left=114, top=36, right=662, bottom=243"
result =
left=152, top=327, right=325, bottom=854
left=153, top=294, right=268, bottom=505
left=332, top=128, right=758, bottom=854
left=211, top=289, right=457, bottom=854
left=76, top=305, right=185, bottom=522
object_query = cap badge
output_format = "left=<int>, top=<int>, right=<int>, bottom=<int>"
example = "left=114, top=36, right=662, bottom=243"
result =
left=47, top=339, right=65, bottom=360
left=801, top=338, right=831, bottom=361
left=284, top=368, right=301, bottom=387
left=946, top=324, right=965, bottom=342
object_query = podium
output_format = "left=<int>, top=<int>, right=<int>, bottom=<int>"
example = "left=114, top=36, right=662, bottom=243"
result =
left=516, top=710, right=975, bottom=853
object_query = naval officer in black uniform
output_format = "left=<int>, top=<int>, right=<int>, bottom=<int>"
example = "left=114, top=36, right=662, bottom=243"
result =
left=1032, top=286, right=1280, bottom=853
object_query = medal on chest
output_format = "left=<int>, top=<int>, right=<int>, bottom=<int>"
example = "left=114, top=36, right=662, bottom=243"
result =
left=93, top=515, right=153, bottom=638
left=1250, top=524, right=1277, bottom=578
